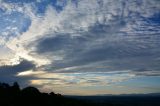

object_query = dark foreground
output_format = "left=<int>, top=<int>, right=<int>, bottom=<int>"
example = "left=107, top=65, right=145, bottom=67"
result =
left=0, top=82, right=160, bottom=106
left=67, top=94, right=160, bottom=106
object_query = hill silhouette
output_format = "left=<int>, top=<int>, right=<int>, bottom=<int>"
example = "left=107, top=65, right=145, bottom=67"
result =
left=0, top=82, right=95, bottom=106
left=0, top=82, right=160, bottom=106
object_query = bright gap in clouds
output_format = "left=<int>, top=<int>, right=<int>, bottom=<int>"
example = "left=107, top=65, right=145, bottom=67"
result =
left=17, top=70, right=135, bottom=95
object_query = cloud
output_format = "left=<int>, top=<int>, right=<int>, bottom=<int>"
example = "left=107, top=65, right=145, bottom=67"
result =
left=0, top=59, right=35, bottom=84
left=5, top=0, right=159, bottom=76
left=0, top=0, right=160, bottom=93
left=17, top=70, right=135, bottom=88
left=32, top=21, right=160, bottom=74
left=0, top=59, right=35, bottom=74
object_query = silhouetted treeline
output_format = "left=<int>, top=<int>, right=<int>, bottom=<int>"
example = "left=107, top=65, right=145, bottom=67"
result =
left=0, top=82, right=95, bottom=106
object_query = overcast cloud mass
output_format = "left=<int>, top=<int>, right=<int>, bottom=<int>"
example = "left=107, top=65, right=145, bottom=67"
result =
left=0, top=0, right=160, bottom=95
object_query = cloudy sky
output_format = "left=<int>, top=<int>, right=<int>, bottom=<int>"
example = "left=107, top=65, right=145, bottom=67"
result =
left=0, top=0, right=160, bottom=95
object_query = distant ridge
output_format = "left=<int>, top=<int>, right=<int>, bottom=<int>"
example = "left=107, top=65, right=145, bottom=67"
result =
left=93, top=93, right=160, bottom=97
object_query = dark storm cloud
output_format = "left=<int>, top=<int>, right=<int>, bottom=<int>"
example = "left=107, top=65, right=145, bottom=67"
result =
left=0, top=59, right=35, bottom=77
left=0, top=59, right=35, bottom=84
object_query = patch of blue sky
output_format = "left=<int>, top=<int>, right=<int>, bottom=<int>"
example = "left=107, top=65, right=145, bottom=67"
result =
left=0, top=11, right=31, bottom=39
left=148, top=12, right=160, bottom=25
left=116, top=76, right=160, bottom=91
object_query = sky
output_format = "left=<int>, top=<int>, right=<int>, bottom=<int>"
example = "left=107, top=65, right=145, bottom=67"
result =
left=0, top=0, right=160, bottom=95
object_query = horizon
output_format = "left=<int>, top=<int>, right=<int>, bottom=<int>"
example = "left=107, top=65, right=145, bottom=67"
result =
left=1, top=81, right=160, bottom=96
left=0, top=0, right=160, bottom=95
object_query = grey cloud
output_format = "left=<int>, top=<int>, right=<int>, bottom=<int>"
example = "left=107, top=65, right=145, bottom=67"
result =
left=0, top=59, right=35, bottom=83
left=85, top=80, right=102, bottom=84
left=31, top=21, right=160, bottom=76
left=0, top=0, right=160, bottom=94
left=133, top=71, right=160, bottom=77
left=23, top=0, right=160, bottom=77
left=0, top=59, right=35, bottom=73
left=31, top=21, right=160, bottom=72
left=36, top=34, right=76, bottom=53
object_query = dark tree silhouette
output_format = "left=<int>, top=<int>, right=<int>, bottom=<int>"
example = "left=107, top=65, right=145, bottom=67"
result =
left=11, top=82, right=20, bottom=93
left=12, top=82, right=20, bottom=90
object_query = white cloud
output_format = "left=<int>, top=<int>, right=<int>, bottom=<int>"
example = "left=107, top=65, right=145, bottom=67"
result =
left=0, top=0, right=160, bottom=95
left=17, top=69, right=135, bottom=88
left=0, top=0, right=160, bottom=82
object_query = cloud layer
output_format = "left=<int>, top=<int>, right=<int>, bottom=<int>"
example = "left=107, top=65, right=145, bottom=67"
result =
left=0, top=0, right=160, bottom=94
